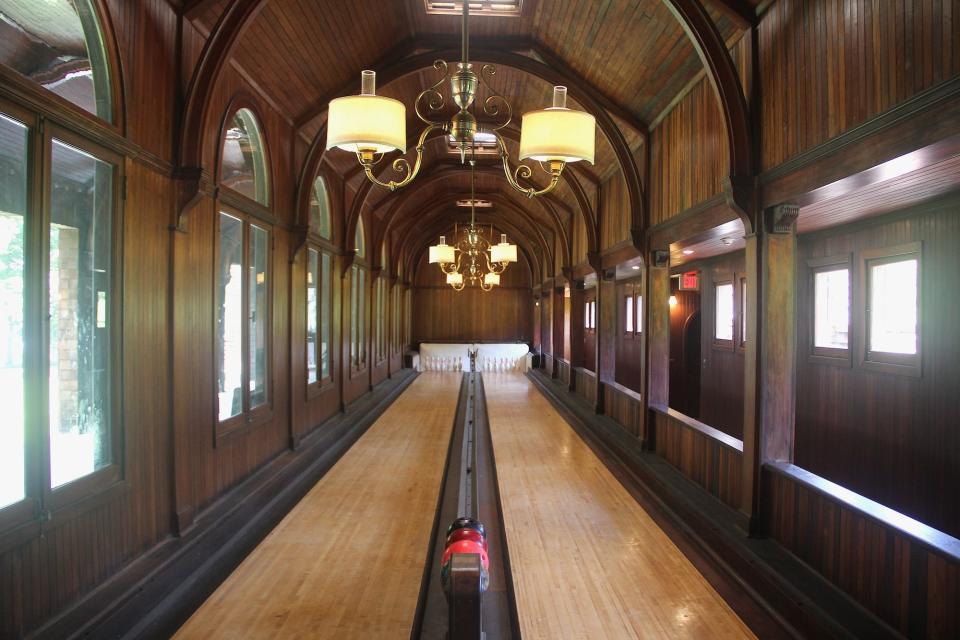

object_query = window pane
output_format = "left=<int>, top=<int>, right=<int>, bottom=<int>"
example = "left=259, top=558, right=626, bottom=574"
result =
left=0, top=114, right=27, bottom=508
left=49, top=140, right=112, bottom=488
left=306, top=250, right=318, bottom=385
left=870, top=259, right=918, bottom=355
left=310, top=177, right=331, bottom=239
left=350, top=266, right=358, bottom=366
left=636, top=296, right=643, bottom=333
left=814, top=269, right=849, bottom=349
left=715, top=283, right=734, bottom=340
left=624, top=296, right=633, bottom=332
left=217, top=213, right=243, bottom=421
left=249, top=225, right=268, bottom=408
left=358, top=269, right=366, bottom=366
left=220, top=109, right=269, bottom=205
left=320, top=252, right=331, bottom=379
left=740, top=279, right=747, bottom=344
left=0, top=0, right=113, bottom=121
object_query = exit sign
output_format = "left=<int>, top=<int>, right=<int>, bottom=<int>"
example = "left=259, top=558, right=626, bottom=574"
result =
left=680, top=271, right=699, bottom=291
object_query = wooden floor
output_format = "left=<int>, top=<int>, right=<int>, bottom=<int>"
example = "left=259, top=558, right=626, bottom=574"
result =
left=175, top=372, right=462, bottom=639
left=483, top=373, right=755, bottom=640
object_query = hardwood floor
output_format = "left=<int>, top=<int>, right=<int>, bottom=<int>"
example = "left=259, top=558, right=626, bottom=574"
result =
left=174, top=373, right=462, bottom=639
left=483, top=372, right=756, bottom=640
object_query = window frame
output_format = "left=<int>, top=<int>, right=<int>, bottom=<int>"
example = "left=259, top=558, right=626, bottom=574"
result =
left=858, top=242, right=922, bottom=377
left=737, top=275, right=747, bottom=353
left=635, top=294, right=643, bottom=335
left=306, top=245, right=334, bottom=397
left=350, top=264, right=368, bottom=376
left=214, top=205, right=274, bottom=440
left=216, top=99, right=274, bottom=216
left=806, top=254, right=852, bottom=367
left=0, top=0, right=124, bottom=131
left=712, top=277, right=735, bottom=349
left=0, top=105, right=126, bottom=536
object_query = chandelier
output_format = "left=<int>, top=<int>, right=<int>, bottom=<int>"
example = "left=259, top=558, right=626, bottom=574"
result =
left=429, top=159, right=517, bottom=291
left=325, top=2, right=596, bottom=198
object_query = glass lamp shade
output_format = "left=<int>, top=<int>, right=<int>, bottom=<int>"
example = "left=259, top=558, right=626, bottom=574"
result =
left=326, top=95, right=406, bottom=154
left=520, top=108, right=595, bottom=164
left=484, top=272, right=501, bottom=286
left=429, top=237, right=456, bottom=264
left=447, top=272, right=464, bottom=286
left=490, top=234, right=518, bottom=263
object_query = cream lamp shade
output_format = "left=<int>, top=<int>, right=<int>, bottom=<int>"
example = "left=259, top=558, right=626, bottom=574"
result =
left=519, top=86, right=595, bottom=164
left=327, top=71, right=406, bottom=154
left=429, top=236, right=456, bottom=264
left=483, top=272, right=501, bottom=286
left=490, top=233, right=518, bottom=263
left=447, top=272, right=464, bottom=286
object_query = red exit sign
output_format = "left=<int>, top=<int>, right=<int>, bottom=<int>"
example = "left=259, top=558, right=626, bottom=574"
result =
left=680, top=271, right=699, bottom=291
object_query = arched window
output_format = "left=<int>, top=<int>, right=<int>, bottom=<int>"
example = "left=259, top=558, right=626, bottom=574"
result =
left=220, top=108, right=270, bottom=206
left=0, top=0, right=114, bottom=122
left=355, top=218, right=366, bottom=258
left=310, top=176, right=332, bottom=239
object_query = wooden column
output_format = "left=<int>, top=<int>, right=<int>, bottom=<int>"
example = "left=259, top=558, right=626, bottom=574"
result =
left=551, top=285, right=564, bottom=379
left=568, top=280, right=585, bottom=393
left=643, top=250, right=671, bottom=448
left=368, top=267, right=381, bottom=392
left=338, top=251, right=355, bottom=412
left=596, top=268, right=617, bottom=414
left=741, top=205, right=798, bottom=531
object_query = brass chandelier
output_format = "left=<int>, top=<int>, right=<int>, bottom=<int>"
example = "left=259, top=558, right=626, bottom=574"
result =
left=325, top=1, right=596, bottom=198
left=429, top=159, right=517, bottom=291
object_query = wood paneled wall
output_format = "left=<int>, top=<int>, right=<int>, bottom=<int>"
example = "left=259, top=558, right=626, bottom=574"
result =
left=795, top=201, right=960, bottom=538
left=759, top=0, right=960, bottom=170
left=653, top=408, right=743, bottom=509
left=602, top=381, right=643, bottom=438
left=599, top=171, right=632, bottom=249
left=650, top=77, right=728, bottom=224
left=411, top=253, right=533, bottom=344
left=764, top=464, right=959, bottom=639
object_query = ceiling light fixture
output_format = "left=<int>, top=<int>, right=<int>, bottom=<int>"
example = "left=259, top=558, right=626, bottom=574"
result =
left=428, top=159, right=517, bottom=291
left=682, top=249, right=694, bottom=255
left=326, top=2, right=595, bottom=198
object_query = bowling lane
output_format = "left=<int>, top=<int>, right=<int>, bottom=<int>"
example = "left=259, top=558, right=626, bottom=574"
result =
left=484, top=373, right=755, bottom=640
left=175, top=372, right=462, bottom=640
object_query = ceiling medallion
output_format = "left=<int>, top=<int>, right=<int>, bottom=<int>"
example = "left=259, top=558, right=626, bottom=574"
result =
left=429, top=159, right=517, bottom=291
left=325, top=2, right=595, bottom=198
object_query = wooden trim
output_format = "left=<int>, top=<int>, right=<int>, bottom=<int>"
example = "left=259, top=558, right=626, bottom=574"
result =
left=650, top=404, right=744, bottom=453
left=760, top=76, right=960, bottom=186
left=766, top=462, right=960, bottom=563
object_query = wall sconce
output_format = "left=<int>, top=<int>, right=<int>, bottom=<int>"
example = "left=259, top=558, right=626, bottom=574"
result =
left=668, top=295, right=678, bottom=307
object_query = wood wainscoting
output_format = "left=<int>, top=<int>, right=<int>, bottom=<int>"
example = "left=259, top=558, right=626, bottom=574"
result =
left=602, top=381, right=644, bottom=439
left=572, top=367, right=597, bottom=406
left=652, top=406, right=743, bottom=510
left=763, top=463, right=960, bottom=639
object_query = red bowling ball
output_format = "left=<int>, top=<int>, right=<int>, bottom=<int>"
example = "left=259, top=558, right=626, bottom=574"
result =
left=441, top=539, right=489, bottom=572
left=446, top=527, right=488, bottom=551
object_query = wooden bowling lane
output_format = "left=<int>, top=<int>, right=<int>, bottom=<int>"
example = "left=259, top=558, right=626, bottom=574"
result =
left=175, top=372, right=462, bottom=640
left=483, top=373, right=756, bottom=640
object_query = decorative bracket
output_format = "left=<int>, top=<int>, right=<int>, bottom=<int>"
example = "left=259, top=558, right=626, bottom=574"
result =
left=764, top=204, right=800, bottom=234
left=340, top=250, right=357, bottom=278
left=172, top=167, right=211, bottom=232
left=650, top=249, right=670, bottom=268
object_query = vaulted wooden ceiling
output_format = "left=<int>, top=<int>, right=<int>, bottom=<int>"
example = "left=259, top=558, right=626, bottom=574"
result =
left=187, top=0, right=760, bottom=273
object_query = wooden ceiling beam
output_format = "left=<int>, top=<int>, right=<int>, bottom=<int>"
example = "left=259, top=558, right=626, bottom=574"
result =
left=182, top=0, right=224, bottom=21
left=702, top=0, right=756, bottom=30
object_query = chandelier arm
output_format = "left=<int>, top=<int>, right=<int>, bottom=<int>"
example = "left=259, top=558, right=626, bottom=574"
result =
left=414, top=60, right=450, bottom=126
left=478, top=65, right=513, bottom=131
left=360, top=123, right=444, bottom=191
left=493, top=134, right=564, bottom=198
